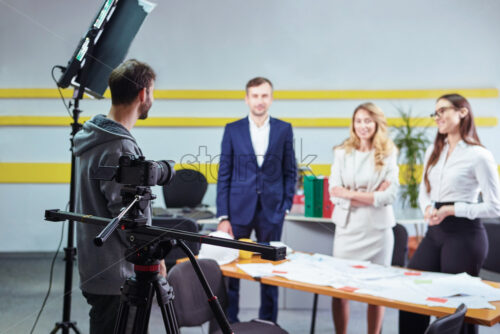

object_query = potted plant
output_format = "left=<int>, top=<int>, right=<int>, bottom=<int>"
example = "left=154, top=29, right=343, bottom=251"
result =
left=392, top=107, right=431, bottom=210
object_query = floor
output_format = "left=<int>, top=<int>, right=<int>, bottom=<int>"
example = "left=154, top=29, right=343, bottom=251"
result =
left=1, top=253, right=499, bottom=334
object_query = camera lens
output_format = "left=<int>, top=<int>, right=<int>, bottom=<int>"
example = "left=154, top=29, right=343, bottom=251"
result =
left=155, top=160, right=175, bottom=185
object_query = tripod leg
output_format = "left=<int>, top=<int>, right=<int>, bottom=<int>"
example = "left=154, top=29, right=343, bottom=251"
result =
left=114, top=276, right=155, bottom=334
left=153, top=278, right=179, bottom=334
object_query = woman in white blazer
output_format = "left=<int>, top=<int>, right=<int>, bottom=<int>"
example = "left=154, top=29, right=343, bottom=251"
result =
left=329, top=102, right=399, bottom=334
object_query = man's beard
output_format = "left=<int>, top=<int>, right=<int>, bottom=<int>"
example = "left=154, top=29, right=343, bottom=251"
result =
left=138, top=99, right=152, bottom=120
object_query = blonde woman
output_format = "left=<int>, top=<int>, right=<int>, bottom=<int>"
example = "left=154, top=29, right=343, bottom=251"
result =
left=329, top=102, right=399, bottom=334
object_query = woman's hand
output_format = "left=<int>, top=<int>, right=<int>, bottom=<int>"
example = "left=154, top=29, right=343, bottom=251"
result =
left=376, top=181, right=391, bottom=191
left=424, top=205, right=433, bottom=222
left=331, top=186, right=353, bottom=200
left=428, top=205, right=454, bottom=226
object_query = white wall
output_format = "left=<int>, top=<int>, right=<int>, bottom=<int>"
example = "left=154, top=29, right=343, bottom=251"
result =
left=1, top=0, right=499, bottom=251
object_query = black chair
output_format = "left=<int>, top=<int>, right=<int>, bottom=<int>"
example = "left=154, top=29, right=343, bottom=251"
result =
left=392, top=223, right=409, bottom=267
left=167, top=259, right=288, bottom=334
left=164, top=169, right=208, bottom=208
left=482, top=220, right=500, bottom=274
left=424, top=303, right=467, bottom=334
left=161, top=168, right=214, bottom=220
left=151, top=216, right=200, bottom=270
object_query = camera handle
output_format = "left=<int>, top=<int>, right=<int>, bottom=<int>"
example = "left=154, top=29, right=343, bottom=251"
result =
left=94, top=195, right=140, bottom=246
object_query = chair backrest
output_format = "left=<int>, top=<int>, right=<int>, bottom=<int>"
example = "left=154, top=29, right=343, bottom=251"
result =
left=392, top=223, right=409, bottom=267
left=424, top=303, right=467, bottom=334
left=482, top=220, right=500, bottom=273
left=152, top=217, right=200, bottom=270
left=163, top=169, right=208, bottom=208
left=167, top=259, right=226, bottom=327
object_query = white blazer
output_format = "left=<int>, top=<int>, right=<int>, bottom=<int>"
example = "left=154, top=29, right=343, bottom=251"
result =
left=329, top=148, right=399, bottom=229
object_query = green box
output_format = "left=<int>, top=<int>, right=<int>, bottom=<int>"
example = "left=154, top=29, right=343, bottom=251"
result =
left=304, top=175, right=323, bottom=217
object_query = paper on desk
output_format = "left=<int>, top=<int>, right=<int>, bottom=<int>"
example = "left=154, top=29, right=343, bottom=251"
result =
left=234, top=252, right=500, bottom=310
left=236, top=263, right=274, bottom=277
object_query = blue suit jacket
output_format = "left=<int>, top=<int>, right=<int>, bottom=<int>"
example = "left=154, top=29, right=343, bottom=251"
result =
left=216, top=117, right=297, bottom=226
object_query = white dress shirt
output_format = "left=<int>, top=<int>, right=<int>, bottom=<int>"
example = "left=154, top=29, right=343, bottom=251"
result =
left=249, top=115, right=270, bottom=167
left=418, top=140, right=500, bottom=220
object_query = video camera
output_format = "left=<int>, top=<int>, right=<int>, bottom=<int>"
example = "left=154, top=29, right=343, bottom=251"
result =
left=93, top=154, right=175, bottom=187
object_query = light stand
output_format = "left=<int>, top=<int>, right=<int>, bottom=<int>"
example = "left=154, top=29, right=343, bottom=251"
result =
left=52, top=0, right=152, bottom=329
left=51, top=102, right=82, bottom=334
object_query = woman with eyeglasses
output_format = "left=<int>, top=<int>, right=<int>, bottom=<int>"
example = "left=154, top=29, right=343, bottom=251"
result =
left=329, top=102, right=399, bottom=334
left=399, top=93, right=500, bottom=334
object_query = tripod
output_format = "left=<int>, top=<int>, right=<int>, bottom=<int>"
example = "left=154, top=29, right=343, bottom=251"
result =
left=113, top=237, right=232, bottom=334
left=45, top=208, right=286, bottom=334
left=114, top=257, right=178, bottom=334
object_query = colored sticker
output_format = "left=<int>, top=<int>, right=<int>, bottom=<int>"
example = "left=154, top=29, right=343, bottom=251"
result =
left=352, top=265, right=367, bottom=269
left=426, top=297, right=448, bottom=303
left=414, top=279, right=432, bottom=284
left=272, top=270, right=288, bottom=274
left=404, top=271, right=421, bottom=276
left=339, top=286, right=358, bottom=292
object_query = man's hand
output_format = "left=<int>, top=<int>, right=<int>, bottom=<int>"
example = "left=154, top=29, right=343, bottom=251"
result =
left=159, top=260, right=167, bottom=278
left=428, top=205, right=454, bottom=226
left=217, top=219, right=234, bottom=238
left=376, top=180, right=391, bottom=191
left=330, top=186, right=353, bottom=200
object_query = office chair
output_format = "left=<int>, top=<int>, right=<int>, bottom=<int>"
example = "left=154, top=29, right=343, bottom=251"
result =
left=152, top=216, right=200, bottom=270
left=164, top=169, right=208, bottom=208
left=482, top=220, right=500, bottom=274
left=392, top=223, right=409, bottom=267
left=424, top=303, right=467, bottom=334
left=161, top=168, right=214, bottom=220
left=167, top=259, right=288, bottom=334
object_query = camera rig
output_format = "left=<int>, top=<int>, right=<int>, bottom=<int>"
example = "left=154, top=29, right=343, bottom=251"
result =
left=45, top=153, right=286, bottom=333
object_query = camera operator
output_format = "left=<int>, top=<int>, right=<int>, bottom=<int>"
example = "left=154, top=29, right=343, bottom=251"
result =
left=73, top=59, right=165, bottom=334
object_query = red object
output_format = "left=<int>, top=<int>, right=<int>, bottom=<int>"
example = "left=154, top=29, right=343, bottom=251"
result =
left=426, top=297, right=448, bottom=303
left=134, top=264, right=160, bottom=272
left=339, top=286, right=358, bottom=292
left=322, top=178, right=335, bottom=218
left=272, top=270, right=288, bottom=274
left=293, top=194, right=305, bottom=205
left=352, top=265, right=367, bottom=269
left=404, top=271, right=421, bottom=276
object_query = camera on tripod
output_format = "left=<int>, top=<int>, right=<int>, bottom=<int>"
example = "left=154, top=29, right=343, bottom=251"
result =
left=94, top=154, right=175, bottom=187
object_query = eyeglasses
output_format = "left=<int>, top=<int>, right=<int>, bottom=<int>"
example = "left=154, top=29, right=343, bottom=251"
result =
left=430, top=106, right=457, bottom=118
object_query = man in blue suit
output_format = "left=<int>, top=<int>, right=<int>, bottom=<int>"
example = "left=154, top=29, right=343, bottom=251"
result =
left=216, top=77, right=297, bottom=323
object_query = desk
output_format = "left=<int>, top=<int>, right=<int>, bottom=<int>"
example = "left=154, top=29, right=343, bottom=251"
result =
left=220, top=255, right=500, bottom=327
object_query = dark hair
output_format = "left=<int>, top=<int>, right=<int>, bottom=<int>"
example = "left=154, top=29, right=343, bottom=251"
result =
left=245, top=77, right=273, bottom=94
left=108, top=59, right=156, bottom=105
left=423, top=93, right=482, bottom=193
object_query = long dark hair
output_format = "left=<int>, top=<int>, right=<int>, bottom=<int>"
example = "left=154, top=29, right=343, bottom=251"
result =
left=424, top=93, right=482, bottom=193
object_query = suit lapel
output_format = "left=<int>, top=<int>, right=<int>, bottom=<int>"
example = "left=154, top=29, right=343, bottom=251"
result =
left=343, top=151, right=355, bottom=190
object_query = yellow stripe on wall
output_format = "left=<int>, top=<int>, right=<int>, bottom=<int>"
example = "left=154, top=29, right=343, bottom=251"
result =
left=0, top=163, right=71, bottom=184
left=0, top=88, right=498, bottom=100
left=2, top=162, right=499, bottom=184
left=0, top=116, right=497, bottom=127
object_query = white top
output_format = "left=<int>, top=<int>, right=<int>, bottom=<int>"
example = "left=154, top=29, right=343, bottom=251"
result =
left=248, top=115, right=270, bottom=167
left=418, top=140, right=500, bottom=219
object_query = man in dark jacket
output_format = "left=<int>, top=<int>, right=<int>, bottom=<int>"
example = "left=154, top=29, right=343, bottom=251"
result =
left=216, top=77, right=297, bottom=323
left=74, top=59, right=165, bottom=334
